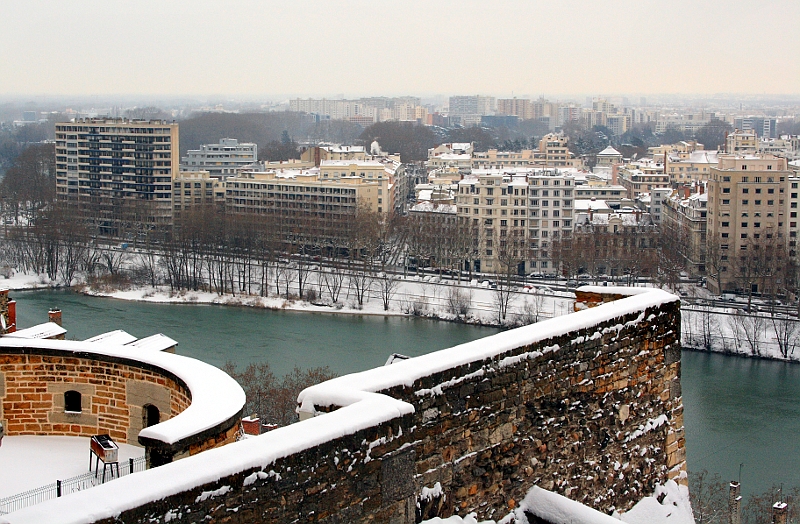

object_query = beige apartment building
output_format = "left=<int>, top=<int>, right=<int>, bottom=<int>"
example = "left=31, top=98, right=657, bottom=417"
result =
left=617, top=163, right=670, bottom=200
left=172, top=171, right=225, bottom=220
left=706, top=155, right=791, bottom=293
left=319, top=160, right=396, bottom=214
left=726, top=129, right=758, bottom=154
left=537, top=133, right=583, bottom=168
left=55, top=118, right=178, bottom=237
left=456, top=169, right=575, bottom=274
left=662, top=188, right=708, bottom=276
left=496, top=98, right=534, bottom=120
left=224, top=170, right=384, bottom=220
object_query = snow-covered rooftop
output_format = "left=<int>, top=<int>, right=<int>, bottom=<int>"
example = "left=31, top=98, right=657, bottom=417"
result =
left=597, top=145, right=622, bottom=156
left=125, top=333, right=177, bottom=352
left=3, top=322, right=66, bottom=340
left=84, top=330, right=137, bottom=345
left=410, top=202, right=457, bottom=214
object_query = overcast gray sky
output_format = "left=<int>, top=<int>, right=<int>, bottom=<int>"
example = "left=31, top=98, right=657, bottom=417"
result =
left=2, top=0, right=798, bottom=98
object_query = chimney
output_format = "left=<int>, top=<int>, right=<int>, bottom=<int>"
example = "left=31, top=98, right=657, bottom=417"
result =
left=589, top=207, right=594, bottom=221
left=611, top=163, right=619, bottom=185
left=48, top=308, right=62, bottom=326
left=241, top=416, right=261, bottom=436
left=772, top=501, right=787, bottom=524
left=699, top=183, right=705, bottom=195
left=729, top=481, right=741, bottom=524
left=7, top=300, right=16, bottom=333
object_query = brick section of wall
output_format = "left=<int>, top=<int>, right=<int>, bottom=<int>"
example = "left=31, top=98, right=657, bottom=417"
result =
left=0, top=353, right=191, bottom=444
left=93, top=299, right=683, bottom=524
left=0, top=289, right=10, bottom=334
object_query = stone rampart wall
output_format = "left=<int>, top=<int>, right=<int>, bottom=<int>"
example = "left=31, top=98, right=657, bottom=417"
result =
left=0, top=351, right=190, bottom=444
left=2, top=290, right=682, bottom=524
left=0, top=346, right=240, bottom=466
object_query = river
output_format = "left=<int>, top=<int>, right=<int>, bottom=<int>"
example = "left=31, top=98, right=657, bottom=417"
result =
left=9, top=290, right=800, bottom=499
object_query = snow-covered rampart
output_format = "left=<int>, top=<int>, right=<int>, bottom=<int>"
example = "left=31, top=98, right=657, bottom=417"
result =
left=1, top=287, right=682, bottom=524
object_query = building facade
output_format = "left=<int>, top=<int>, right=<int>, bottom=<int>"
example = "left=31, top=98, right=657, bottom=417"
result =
left=706, top=155, right=791, bottom=293
left=55, top=118, right=178, bottom=237
left=181, top=138, right=257, bottom=178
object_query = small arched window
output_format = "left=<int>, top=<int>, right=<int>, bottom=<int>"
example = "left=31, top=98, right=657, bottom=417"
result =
left=143, top=404, right=160, bottom=428
left=64, top=390, right=82, bottom=413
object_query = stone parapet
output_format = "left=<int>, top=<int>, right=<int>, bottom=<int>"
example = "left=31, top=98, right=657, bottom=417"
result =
left=1, top=288, right=683, bottom=524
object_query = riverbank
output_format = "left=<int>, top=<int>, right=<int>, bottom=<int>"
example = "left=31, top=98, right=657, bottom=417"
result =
left=2, top=269, right=571, bottom=329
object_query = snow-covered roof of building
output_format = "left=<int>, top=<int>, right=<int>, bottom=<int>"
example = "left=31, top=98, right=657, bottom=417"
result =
left=0, top=337, right=245, bottom=447
left=597, top=145, right=622, bottom=156
left=410, top=202, right=457, bottom=214
left=3, top=322, right=66, bottom=340
left=320, top=160, right=385, bottom=167
left=84, top=330, right=137, bottom=345
left=574, top=199, right=611, bottom=212
left=126, top=333, right=178, bottom=352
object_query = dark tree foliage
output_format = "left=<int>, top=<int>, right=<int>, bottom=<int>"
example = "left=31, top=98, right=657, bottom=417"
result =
left=660, top=126, right=689, bottom=145
left=179, top=112, right=363, bottom=159
left=695, top=119, right=733, bottom=150
left=0, top=143, right=56, bottom=220
left=446, top=126, right=498, bottom=152
left=777, top=119, right=800, bottom=136
left=223, top=361, right=337, bottom=427
left=359, top=121, right=438, bottom=162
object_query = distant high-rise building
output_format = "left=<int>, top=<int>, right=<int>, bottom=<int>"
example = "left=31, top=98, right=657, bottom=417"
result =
left=497, top=98, right=533, bottom=120
left=734, top=117, right=778, bottom=139
left=55, top=118, right=178, bottom=237
left=448, top=95, right=495, bottom=117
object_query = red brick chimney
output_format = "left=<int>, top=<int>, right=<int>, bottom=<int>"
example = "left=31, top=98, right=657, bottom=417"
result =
left=7, top=300, right=16, bottom=333
left=48, top=309, right=62, bottom=326
left=242, top=416, right=261, bottom=436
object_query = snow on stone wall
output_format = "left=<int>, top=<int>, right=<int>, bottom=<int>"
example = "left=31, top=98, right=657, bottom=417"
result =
left=1, top=288, right=682, bottom=524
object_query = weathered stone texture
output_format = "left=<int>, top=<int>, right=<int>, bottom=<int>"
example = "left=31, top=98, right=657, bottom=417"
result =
left=93, top=299, right=683, bottom=524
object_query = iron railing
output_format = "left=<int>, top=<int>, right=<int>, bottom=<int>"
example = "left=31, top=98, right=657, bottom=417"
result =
left=0, top=456, right=146, bottom=515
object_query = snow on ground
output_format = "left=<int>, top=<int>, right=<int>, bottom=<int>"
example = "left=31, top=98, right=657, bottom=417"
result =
left=71, top=273, right=575, bottom=328
left=0, top=436, right=144, bottom=499
left=0, top=271, right=54, bottom=292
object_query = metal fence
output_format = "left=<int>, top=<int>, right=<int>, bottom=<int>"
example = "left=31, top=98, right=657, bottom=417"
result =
left=0, top=456, right=147, bottom=515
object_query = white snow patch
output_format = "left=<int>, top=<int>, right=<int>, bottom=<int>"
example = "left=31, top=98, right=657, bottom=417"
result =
left=624, top=414, right=669, bottom=443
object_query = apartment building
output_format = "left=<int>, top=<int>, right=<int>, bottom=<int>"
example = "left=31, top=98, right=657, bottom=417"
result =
left=496, top=98, right=533, bottom=120
left=706, top=155, right=791, bottom=293
left=538, top=133, right=582, bottom=168
left=662, top=187, right=708, bottom=276
left=55, top=118, right=178, bottom=237
left=665, top=150, right=718, bottom=184
left=181, top=138, right=257, bottom=178
left=726, top=129, right=758, bottom=154
left=319, top=160, right=395, bottom=214
left=224, top=170, right=384, bottom=220
left=455, top=169, right=575, bottom=275
left=172, top=171, right=225, bottom=220
left=617, top=162, right=670, bottom=200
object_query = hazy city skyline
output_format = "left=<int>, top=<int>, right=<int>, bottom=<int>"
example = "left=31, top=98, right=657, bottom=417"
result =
left=2, top=0, right=800, bottom=99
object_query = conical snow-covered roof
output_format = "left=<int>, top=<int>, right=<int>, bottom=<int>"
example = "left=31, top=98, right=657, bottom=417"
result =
left=597, top=145, right=622, bottom=157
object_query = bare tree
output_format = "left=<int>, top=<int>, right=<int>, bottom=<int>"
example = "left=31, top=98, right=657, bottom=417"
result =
left=770, top=312, right=800, bottom=359
left=376, top=271, right=400, bottom=311
left=728, top=311, right=767, bottom=356
left=446, top=286, right=473, bottom=317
